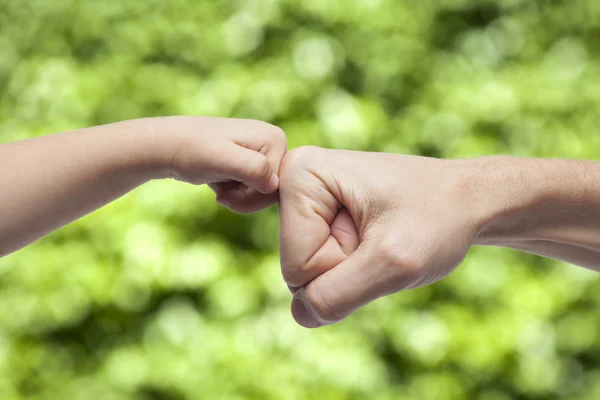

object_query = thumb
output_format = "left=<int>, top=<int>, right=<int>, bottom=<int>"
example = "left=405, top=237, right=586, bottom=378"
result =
left=290, top=241, right=413, bottom=328
left=216, top=145, right=279, bottom=194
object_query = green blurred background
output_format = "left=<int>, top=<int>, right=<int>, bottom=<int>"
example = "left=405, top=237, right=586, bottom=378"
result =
left=1, top=0, right=600, bottom=399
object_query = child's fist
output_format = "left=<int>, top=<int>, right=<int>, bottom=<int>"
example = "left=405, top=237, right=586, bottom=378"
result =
left=148, top=116, right=287, bottom=214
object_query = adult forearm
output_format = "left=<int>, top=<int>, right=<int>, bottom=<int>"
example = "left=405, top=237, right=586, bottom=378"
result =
left=470, top=156, right=600, bottom=269
left=0, top=119, right=163, bottom=256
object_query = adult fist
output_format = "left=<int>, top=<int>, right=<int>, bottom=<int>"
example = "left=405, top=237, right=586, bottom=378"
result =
left=278, top=146, right=481, bottom=328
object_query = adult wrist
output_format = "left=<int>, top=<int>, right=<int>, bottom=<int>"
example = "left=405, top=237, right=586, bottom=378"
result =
left=466, top=156, right=593, bottom=247
left=459, top=156, right=553, bottom=247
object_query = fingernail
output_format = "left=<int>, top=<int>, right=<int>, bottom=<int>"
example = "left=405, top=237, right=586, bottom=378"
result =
left=267, top=173, right=279, bottom=191
left=291, top=298, right=320, bottom=328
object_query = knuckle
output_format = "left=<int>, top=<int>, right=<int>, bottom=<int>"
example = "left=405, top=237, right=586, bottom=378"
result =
left=280, top=146, right=321, bottom=181
left=249, top=120, right=287, bottom=142
left=374, top=239, right=404, bottom=267
left=269, top=124, right=287, bottom=143
left=247, top=154, right=271, bottom=179
left=267, top=125, right=288, bottom=157
left=245, top=119, right=272, bottom=129
left=373, top=239, right=422, bottom=292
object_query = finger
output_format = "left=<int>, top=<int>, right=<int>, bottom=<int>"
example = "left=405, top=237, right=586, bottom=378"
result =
left=233, top=120, right=288, bottom=176
left=216, top=145, right=279, bottom=194
left=290, top=242, right=414, bottom=328
left=210, top=183, right=279, bottom=214
left=279, top=151, right=343, bottom=288
left=286, top=207, right=360, bottom=291
left=208, top=181, right=239, bottom=195
left=330, top=207, right=359, bottom=256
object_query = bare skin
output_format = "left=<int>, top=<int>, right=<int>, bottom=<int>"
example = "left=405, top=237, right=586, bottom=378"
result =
left=0, top=116, right=287, bottom=257
left=3, top=120, right=599, bottom=330
left=278, top=146, right=600, bottom=328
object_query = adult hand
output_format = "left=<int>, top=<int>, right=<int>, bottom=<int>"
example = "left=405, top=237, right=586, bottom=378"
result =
left=278, top=146, right=481, bottom=328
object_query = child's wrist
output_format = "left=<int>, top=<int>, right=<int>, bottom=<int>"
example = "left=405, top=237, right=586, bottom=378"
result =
left=129, top=117, right=184, bottom=181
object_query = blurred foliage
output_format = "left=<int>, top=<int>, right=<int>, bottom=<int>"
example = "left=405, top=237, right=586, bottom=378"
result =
left=1, top=0, right=600, bottom=399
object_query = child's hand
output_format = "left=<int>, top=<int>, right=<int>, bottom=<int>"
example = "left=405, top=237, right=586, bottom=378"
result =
left=149, top=116, right=287, bottom=214
left=0, top=116, right=286, bottom=256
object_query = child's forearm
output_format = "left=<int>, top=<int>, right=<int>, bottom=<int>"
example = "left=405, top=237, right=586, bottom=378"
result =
left=0, top=119, right=162, bottom=256
left=0, top=116, right=288, bottom=257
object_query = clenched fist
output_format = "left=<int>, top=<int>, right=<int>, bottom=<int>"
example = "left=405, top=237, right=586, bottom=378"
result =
left=149, top=116, right=288, bottom=214
left=278, top=146, right=482, bottom=328
left=279, top=146, right=600, bottom=328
